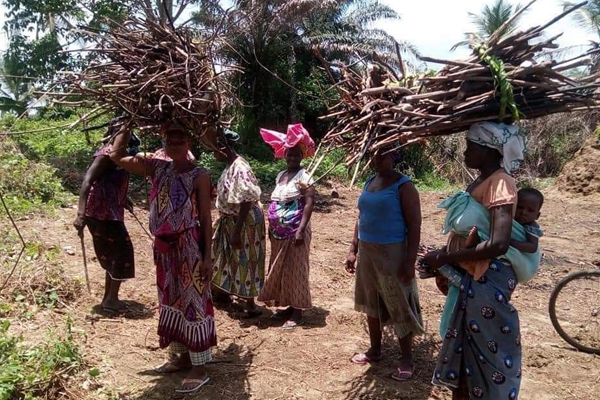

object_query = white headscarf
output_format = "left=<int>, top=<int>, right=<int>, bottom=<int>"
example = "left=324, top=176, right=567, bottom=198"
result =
left=466, top=122, right=526, bottom=173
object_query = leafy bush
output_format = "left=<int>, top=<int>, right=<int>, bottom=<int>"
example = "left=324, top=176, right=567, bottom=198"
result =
left=0, top=319, right=82, bottom=400
left=0, top=141, right=73, bottom=214
left=521, top=112, right=594, bottom=177
left=2, top=112, right=108, bottom=191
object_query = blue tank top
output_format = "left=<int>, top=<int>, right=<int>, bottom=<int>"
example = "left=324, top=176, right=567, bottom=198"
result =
left=358, top=175, right=410, bottom=244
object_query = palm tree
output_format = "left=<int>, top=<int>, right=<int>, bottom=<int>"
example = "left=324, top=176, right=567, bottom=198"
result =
left=563, top=0, right=600, bottom=38
left=191, top=0, right=417, bottom=154
left=469, top=0, right=526, bottom=38
left=563, top=1, right=600, bottom=75
left=0, top=60, right=29, bottom=115
left=452, top=0, right=527, bottom=51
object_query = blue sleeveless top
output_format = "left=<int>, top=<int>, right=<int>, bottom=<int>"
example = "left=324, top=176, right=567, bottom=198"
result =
left=358, top=175, right=410, bottom=244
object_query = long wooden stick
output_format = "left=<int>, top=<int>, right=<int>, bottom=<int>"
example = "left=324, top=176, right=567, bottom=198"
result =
left=80, top=234, right=92, bottom=294
left=0, top=191, right=26, bottom=294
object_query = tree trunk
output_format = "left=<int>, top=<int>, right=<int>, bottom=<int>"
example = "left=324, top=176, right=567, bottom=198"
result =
left=288, top=45, right=298, bottom=121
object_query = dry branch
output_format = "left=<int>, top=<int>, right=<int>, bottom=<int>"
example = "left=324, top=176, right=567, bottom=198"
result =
left=313, top=2, right=600, bottom=168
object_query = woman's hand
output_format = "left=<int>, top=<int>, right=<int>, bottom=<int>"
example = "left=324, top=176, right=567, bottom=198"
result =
left=294, top=228, right=305, bottom=246
left=201, top=258, right=213, bottom=282
left=423, top=250, right=448, bottom=270
left=231, top=229, right=243, bottom=250
left=345, top=252, right=357, bottom=274
left=398, top=261, right=416, bottom=283
left=73, top=215, right=86, bottom=238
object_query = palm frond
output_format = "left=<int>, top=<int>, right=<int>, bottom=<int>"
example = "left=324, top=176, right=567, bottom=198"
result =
left=342, top=3, right=399, bottom=28
left=563, top=1, right=600, bottom=37
left=469, top=0, right=526, bottom=38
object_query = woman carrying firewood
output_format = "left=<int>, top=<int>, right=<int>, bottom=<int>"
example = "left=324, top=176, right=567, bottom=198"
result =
left=73, top=119, right=139, bottom=313
left=423, top=122, right=538, bottom=400
left=211, top=129, right=266, bottom=318
left=110, top=123, right=215, bottom=394
left=257, top=124, right=316, bottom=329
left=345, top=147, right=424, bottom=382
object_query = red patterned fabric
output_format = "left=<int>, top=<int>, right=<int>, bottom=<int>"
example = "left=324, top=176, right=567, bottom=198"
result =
left=149, top=159, right=216, bottom=352
left=85, top=144, right=129, bottom=222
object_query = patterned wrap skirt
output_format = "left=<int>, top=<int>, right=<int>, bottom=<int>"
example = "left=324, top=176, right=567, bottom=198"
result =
left=354, top=241, right=424, bottom=338
left=212, top=205, right=266, bottom=298
left=154, top=227, right=216, bottom=353
left=433, top=259, right=522, bottom=400
left=85, top=217, right=134, bottom=280
left=258, top=224, right=312, bottom=309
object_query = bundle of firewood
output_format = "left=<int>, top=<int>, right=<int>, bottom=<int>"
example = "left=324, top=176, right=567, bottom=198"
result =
left=316, top=0, right=600, bottom=168
left=53, top=18, right=230, bottom=150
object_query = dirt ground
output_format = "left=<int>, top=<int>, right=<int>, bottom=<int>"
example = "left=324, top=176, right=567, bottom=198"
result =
left=558, top=136, right=600, bottom=196
left=6, top=185, right=600, bottom=400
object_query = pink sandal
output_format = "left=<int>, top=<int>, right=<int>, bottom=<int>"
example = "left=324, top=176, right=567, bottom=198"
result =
left=391, top=367, right=413, bottom=382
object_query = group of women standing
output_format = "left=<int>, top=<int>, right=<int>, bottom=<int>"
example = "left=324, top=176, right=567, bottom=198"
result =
left=77, top=120, right=317, bottom=393
left=76, top=117, right=536, bottom=399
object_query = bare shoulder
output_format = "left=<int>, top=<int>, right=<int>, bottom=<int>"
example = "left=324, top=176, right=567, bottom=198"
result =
left=399, top=179, right=419, bottom=196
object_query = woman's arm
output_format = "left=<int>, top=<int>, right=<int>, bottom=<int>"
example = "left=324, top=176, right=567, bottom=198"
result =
left=73, top=156, right=113, bottom=236
left=231, top=201, right=251, bottom=250
left=426, top=204, right=513, bottom=268
left=399, top=182, right=421, bottom=283
left=195, top=172, right=213, bottom=282
left=109, top=127, right=155, bottom=176
left=510, top=234, right=538, bottom=253
left=345, top=219, right=359, bottom=274
left=295, top=185, right=315, bottom=245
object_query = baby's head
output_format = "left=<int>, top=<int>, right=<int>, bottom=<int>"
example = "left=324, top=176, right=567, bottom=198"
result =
left=516, top=188, right=544, bottom=225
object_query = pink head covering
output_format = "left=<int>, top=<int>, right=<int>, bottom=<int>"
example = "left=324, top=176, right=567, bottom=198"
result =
left=259, top=123, right=315, bottom=159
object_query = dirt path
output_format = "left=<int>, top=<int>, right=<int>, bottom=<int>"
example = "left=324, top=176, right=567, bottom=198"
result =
left=9, top=187, right=600, bottom=400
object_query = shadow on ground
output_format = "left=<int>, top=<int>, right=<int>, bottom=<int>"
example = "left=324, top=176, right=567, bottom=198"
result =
left=130, top=341, right=257, bottom=400
left=340, top=323, right=440, bottom=400
left=214, top=301, right=330, bottom=331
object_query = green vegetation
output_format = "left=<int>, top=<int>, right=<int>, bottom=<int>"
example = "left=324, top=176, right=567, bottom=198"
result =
left=414, top=171, right=460, bottom=192
left=0, top=319, right=82, bottom=400
left=0, top=141, right=73, bottom=214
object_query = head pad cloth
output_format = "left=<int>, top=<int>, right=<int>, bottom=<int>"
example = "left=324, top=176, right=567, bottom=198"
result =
left=466, top=122, right=526, bottom=173
left=259, top=123, right=315, bottom=159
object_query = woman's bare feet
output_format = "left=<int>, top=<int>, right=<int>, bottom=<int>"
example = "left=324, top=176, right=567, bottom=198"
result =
left=154, top=353, right=192, bottom=373
left=176, top=366, right=209, bottom=393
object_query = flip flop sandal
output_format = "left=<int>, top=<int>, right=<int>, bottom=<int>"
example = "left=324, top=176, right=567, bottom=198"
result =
left=391, top=367, right=414, bottom=382
left=281, top=319, right=303, bottom=330
left=350, top=352, right=382, bottom=365
left=175, top=376, right=211, bottom=394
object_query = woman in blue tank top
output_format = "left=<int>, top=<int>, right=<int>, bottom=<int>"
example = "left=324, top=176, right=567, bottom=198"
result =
left=345, top=147, right=424, bottom=382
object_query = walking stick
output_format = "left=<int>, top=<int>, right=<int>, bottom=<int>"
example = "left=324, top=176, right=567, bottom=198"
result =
left=128, top=207, right=153, bottom=241
left=79, top=233, right=92, bottom=294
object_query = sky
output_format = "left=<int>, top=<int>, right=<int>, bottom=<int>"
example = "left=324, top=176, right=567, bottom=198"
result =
left=0, top=0, right=596, bottom=63
left=376, top=0, right=597, bottom=63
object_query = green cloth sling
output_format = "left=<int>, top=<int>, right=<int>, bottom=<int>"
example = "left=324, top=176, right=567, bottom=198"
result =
left=438, top=191, right=540, bottom=337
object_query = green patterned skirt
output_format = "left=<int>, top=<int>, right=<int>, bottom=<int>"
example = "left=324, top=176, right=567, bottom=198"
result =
left=212, top=205, right=266, bottom=298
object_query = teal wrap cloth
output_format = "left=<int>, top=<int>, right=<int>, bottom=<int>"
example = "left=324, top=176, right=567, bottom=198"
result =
left=438, top=191, right=540, bottom=337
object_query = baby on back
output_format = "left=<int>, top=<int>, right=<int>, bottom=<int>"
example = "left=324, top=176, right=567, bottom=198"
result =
left=419, top=188, right=544, bottom=286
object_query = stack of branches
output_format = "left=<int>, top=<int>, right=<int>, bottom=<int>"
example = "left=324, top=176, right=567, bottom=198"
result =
left=50, top=17, right=234, bottom=150
left=315, top=0, right=600, bottom=177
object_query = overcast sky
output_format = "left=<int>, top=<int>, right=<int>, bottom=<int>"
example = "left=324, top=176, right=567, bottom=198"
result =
left=0, top=0, right=596, bottom=61
left=376, top=0, right=596, bottom=62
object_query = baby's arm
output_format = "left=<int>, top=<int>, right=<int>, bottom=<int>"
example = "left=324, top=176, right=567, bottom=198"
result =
left=510, top=233, right=538, bottom=253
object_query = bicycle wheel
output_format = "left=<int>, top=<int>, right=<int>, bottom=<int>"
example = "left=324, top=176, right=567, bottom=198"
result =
left=549, top=270, right=600, bottom=354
